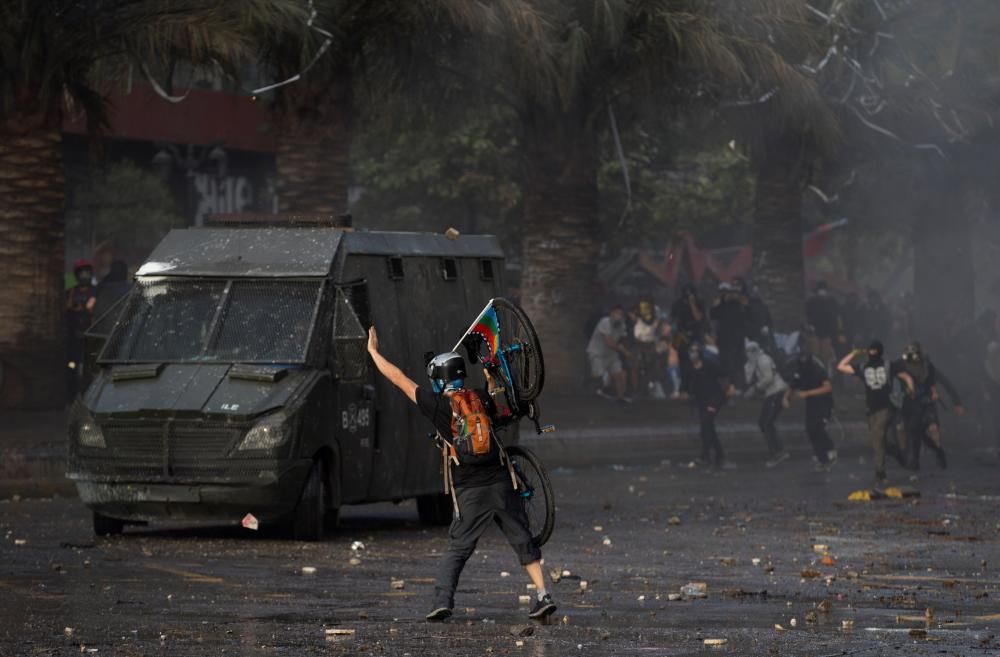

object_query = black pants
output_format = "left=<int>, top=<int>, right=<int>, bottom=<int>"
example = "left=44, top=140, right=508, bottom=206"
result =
left=432, top=479, right=541, bottom=609
left=902, top=403, right=939, bottom=469
left=759, top=392, right=785, bottom=455
left=698, top=404, right=724, bottom=465
left=805, top=401, right=835, bottom=462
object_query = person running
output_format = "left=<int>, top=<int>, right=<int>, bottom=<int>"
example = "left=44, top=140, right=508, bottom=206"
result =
left=366, top=327, right=556, bottom=621
left=837, top=341, right=896, bottom=485
left=688, top=342, right=736, bottom=469
left=744, top=341, right=791, bottom=467
left=893, top=341, right=964, bottom=472
left=785, top=349, right=838, bottom=471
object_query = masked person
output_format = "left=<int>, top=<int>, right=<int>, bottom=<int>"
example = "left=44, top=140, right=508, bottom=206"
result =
left=893, top=342, right=964, bottom=472
left=744, top=342, right=791, bottom=467
left=66, top=259, right=97, bottom=399
left=837, top=341, right=896, bottom=485
left=586, top=305, right=632, bottom=402
left=785, top=349, right=838, bottom=471
left=366, top=328, right=556, bottom=622
left=688, top=342, right=736, bottom=469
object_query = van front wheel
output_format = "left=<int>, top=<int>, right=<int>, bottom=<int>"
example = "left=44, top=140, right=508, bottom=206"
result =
left=290, top=460, right=327, bottom=541
left=416, top=493, right=452, bottom=526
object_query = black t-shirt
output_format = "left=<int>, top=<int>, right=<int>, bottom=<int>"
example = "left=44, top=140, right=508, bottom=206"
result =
left=710, top=299, right=747, bottom=346
left=850, top=358, right=892, bottom=414
left=671, top=296, right=706, bottom=338
left=689, top=359, right=726, bottom=409
left=788, top=356, right=833, bottom=409
left=415, top=386, right=508, bottom=489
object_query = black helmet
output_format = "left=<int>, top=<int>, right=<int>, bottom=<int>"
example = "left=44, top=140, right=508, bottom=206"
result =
left=426, top=352, right=466, bottom=390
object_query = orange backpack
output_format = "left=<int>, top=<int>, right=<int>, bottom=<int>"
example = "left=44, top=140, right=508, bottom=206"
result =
left=449, top=389, right=493, bottom=463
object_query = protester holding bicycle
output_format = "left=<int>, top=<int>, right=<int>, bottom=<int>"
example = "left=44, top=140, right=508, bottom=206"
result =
left=367, top=318, right=557, bottom=623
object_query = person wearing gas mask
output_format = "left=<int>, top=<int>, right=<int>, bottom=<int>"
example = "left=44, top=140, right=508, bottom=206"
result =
left=744, top=341, right=791, bottom=467
left=837, top=341, right=896, bottom=485
left=785, top=348, right=838, bottom=471
left=688, top=342, right=736, bottom=469
left=893, top=342, right=964, bottom=472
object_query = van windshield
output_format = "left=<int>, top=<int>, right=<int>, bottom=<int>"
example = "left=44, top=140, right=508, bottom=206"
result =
left=100, top=279, right=322, bottom=363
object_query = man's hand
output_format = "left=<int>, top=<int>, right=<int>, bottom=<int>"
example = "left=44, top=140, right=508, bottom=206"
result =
left=367, top=326, right=379, bottom=355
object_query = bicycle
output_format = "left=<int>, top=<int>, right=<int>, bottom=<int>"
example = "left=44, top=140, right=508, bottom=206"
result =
left=455, top=298, right=556, bottom=547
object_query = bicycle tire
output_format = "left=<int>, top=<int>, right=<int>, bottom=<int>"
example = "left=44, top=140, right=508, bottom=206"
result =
left=492, top=298, right=544, bottom=402
left=505, top=445, right=555, bottom=547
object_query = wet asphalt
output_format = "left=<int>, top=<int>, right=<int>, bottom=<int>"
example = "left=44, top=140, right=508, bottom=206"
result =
left=1, top=440, right=999, bottom=657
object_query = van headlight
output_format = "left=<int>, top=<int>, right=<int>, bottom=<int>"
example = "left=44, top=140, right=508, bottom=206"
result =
left=238, top=414, right=290, bottom=451
left=79, top=421, right=106, bottom=448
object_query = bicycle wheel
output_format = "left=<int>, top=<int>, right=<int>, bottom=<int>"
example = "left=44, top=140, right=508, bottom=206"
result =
left=505, top=445, right=555, bottom=547
left=492, top=298, right=544, bottom=402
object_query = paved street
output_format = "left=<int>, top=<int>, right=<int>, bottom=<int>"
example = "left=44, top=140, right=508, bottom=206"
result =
left=2, top=435, right=998, bottom=657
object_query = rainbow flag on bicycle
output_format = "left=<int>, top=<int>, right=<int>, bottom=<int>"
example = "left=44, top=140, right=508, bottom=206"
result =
left=455, top=300, right=500, bottom=360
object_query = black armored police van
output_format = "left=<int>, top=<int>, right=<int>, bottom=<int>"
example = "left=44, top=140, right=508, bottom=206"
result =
left=67, top=221, right=507, bottom=539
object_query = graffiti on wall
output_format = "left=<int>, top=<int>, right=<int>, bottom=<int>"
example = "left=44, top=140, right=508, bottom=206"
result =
left=193, top=173, right=253, bottom=225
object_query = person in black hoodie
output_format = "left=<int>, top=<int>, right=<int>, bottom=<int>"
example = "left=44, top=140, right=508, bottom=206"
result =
left=710, top=282, right=748, bottom=388
left=688, top=342, right=736, bottom=469
left=893, top=342, right=964, bottom=471
left=785, top=348, right=838, bottom=471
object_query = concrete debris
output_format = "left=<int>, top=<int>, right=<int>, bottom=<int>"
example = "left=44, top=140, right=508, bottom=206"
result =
left=549, top=569, right=562, bottom=583
left=301, top=566, right=317, bottom=575
left=14, top=539, right=26, bottom=546
left=680, top=582, right=708, bottom=599
left=390, top=579, right=405, bottom=590
left=703, top=638, right=727, bottom=647
left=351, top=541, right=366, bottom=551
left=842, top=619, right=855, bottom=630
left=64, top=627, right=74, bottom=637
left=518, top=595, right=532, bottom=605
left=805, top=611, right=818, bottom=623
left=813, top=544, right=829, bottom=554
left=774, top=624, right=786, bottom=632
left=325, top=628, right=355, bottom=636
left=602, top=536, right=612, bottom=546
left=667, top=593, right=682, bottom=601
left=579, top=580, right=588, bottom=591
left=349, top=557, right=362, bottom=566
left=719, top=557, right=736, bottom=567
left=790, top=618, right=798, bottom=628
left=817, top=599, right=833, bottom=613
left=515, top=640, right=524, bottom=647
left=593, top=525, right=603, bottom=532
left=667, top=516, right=682, bottom=525
left=241, top=513, right=258, bottom=531
left=751, top=557, right=762, bottom=566
left=445, top=227, right=460, bottom=240
left=500, top=571, right=511, bottom=578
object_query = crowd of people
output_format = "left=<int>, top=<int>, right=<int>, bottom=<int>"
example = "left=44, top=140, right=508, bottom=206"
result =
left=586, top=279, right=1000, bottom=484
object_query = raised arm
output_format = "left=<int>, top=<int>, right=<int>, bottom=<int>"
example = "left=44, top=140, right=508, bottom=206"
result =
left=367, top=327, right=418, bottom=404
left=836, top=350, right=859, bottom=376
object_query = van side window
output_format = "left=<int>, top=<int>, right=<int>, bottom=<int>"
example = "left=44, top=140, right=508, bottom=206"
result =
left=442, top=258, right=458, bottom=281
left=332, top=286, right=369, bottom=381
left=387, top=256, right=404, bottom=280
left=479, top=259, right=494, bottom=281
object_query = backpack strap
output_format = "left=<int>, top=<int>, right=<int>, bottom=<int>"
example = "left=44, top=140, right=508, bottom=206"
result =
left=436, top=432, right=461, bottom=520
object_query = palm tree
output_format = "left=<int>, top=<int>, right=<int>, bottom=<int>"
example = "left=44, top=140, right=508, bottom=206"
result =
left=255, top=1, right=546, bottom=214
left=489, top=0, right=829, bottom=387
left=0, top=0, right=303, bottom=409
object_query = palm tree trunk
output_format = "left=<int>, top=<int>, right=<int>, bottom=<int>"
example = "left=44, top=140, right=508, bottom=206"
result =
left=519, top=130, right=600, bottom=391
left=273, top=76, right=352, bottom=215
left=0, top=123, right=66, bottom=409
left=751, top=137, right=807, bottom=333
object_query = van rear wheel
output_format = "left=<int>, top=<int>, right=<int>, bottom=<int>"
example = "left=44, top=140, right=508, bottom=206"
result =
left=416, top=493, right=452, bottom=526
left=291, top=460, right=328, bottom=541
left=93, top=511, right=124, bottom=537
